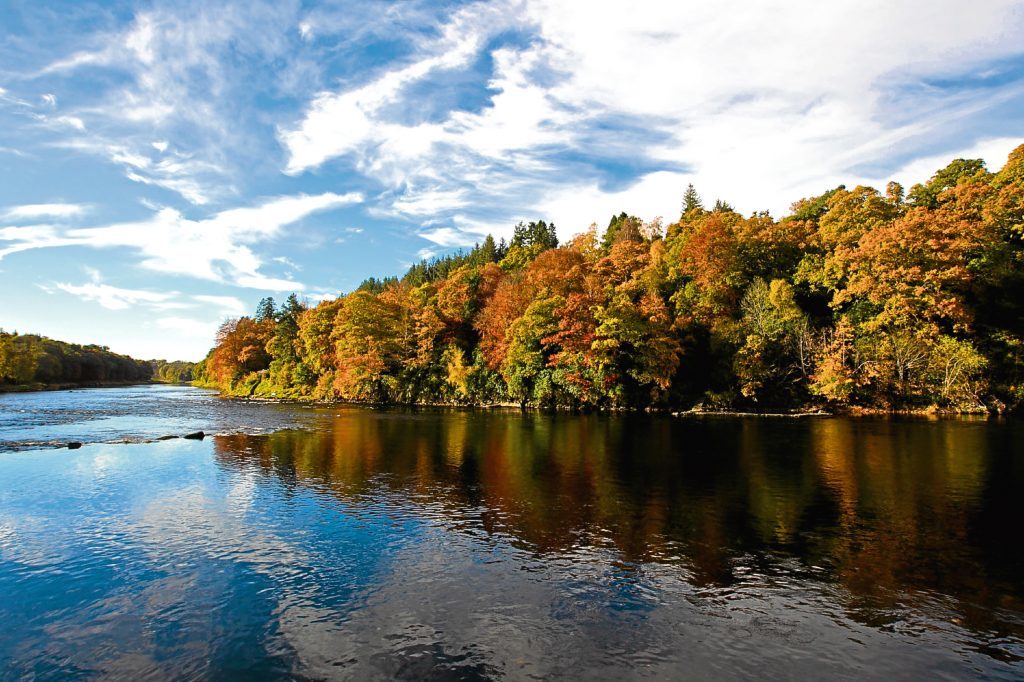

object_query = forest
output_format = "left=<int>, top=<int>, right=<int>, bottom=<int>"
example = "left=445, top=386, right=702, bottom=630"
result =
left=190, top=143, right=1022, bottom=413
left=150, top=360, right=195, bottom=384
left=0, top=332, right=153, bottom=388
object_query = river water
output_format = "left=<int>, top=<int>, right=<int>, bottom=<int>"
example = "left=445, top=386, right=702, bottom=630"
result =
left=0, top=386, right=1021, bottom=679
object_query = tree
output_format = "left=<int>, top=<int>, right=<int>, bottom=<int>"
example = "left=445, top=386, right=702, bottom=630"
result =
left=512, top=220, right=558, bottom=250
left=667, top=210, right=744, bottom=327
left=0, top=332, right=39, bottom=383
left=262, top=293, right=308, bottom=394
left=255, top=297, right=277, bottom=323
left=209, top=317, right=272, bottom=389
left=734, top=279, right=811, bottom=402
left=928, top=336, right=986, bottom=408
left=601, top=212, right=643, bottom=250
left=682, top=183, right=703, bottom=215
left=479, top=235, right=499, bottom=264
left=907, top=158, right=988, bottom=208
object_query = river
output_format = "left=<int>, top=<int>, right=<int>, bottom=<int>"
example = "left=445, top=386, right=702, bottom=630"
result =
left=0, top=385, right=1021, bottom=678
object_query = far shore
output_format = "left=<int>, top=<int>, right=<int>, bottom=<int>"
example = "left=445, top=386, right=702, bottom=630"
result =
left=0, top=380, right=187, bottom=395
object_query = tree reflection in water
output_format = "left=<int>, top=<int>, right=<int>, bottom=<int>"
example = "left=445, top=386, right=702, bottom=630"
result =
left=212, top=410, right=1024, bottom=657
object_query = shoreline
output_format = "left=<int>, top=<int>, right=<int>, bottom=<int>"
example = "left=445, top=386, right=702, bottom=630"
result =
left=219, top=393, right=1000, bottom=419
left=0, top=380, right=188, bottom=395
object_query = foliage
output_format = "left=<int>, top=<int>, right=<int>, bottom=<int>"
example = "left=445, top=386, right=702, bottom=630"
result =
left=196, top=145, right=1024, bottom=413
left=150, top=360, right=195, bottom=383
left=0, top=330, right=153, bottom=387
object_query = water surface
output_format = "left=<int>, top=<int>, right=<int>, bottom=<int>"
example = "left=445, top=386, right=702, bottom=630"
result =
left=0, top=384, right=327, bottom=449
left=0, top=387, right=1021, bottom=679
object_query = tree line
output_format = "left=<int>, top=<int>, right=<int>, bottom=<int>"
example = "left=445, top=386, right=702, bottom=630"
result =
left=194, top=145, right=1024, bottom=413
left=150, top=360, right=195, bottom=383
left=0, top=332, right=153, bottom=387
left=0, top=332, right=202, bottom=389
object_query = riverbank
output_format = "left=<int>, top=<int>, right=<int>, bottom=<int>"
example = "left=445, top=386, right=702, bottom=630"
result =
left=215, top=391, right=1001, bottom=418
left=0, top=380, right=166, bottom=394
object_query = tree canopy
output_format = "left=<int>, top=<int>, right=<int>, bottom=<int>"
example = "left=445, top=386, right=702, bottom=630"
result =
left=195, top=146, right=1024, bottom=413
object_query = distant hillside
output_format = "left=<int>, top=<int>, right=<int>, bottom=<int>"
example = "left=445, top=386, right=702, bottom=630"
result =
left=0, top=331, right=153, bottom=389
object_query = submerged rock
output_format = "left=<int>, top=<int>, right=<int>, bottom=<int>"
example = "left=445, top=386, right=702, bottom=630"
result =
left=157, top=435, right=179, bottom=441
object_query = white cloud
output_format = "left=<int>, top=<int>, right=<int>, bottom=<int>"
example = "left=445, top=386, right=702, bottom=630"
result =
left=279, top=0, right=1024, bottom=246
left=272, top=255, right=301, bottom=270
left=57, top=139, right=221, bottom=205
left=51, top=281, right=178, bottom=311
left=52, top=115, right=85, bottom=131
left=416, top=246, right=443, bottom=260
left=538, top=171, right=685, bottom=238
left=0, top=192, right=362, bottom=290
left=37, top=48, right=113, bottom=76
left=151, top=141, right=169, bottom=153
left=387, top=189, right=470, bottom=218
left=193, top=294, right=247, bottom=316
left=280, top=1, right=509, bottom=175
left=2, top=203, right=88, bottom=221
left=527, top=0, right=1024, bottom=216
left=305, top=290, right=339, bottom=303
left=417, top=226, right=478, bottom=248
left=0, top=225, right=73, bottom=258
left=123, top=170, right=210, bottom=205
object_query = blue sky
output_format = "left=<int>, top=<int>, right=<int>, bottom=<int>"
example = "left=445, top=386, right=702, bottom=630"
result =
left=1, top=0, right=1023, bottom=361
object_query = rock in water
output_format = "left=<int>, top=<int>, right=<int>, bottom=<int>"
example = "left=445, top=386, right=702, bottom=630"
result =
left=183, top=431, right=205, bottom=440
left=67, top=442, right=83, bottom=450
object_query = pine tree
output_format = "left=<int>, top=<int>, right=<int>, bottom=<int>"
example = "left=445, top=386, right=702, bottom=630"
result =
left=682, top=183, right=703, bottom=214
left=480, top=234, right=498, bottom=263
left=255, top=297, right=276, bottom=323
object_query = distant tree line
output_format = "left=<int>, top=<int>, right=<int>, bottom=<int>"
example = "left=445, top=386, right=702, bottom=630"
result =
left=150, top=360, right=195, bottom=383
left=194, top=146, right=1024, bottom=413
left=0, top=332, right=153, bottom=387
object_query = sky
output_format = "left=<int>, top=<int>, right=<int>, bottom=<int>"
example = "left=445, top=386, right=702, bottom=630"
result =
left=1, top=0, right=1023, bottom=361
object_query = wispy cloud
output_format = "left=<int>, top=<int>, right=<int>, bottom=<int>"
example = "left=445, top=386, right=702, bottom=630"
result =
left=416, top=226, right=478, bottom=248
left=1, top=192, right=362, bottom=290
left=55, top=138, right=225, bottom=205
left=193, top=294, right=247, bottom=316
left=50, top=281, right=178, bottom=311
left=42, top=267, right=180, bottom=311
left=21, top=4, right=312, bottom=204
left=1, top=203, right=88, bottom=221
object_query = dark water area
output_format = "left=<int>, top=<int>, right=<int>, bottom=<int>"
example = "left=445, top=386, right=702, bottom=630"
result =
left=0, top=387, right=1022, bottom=679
